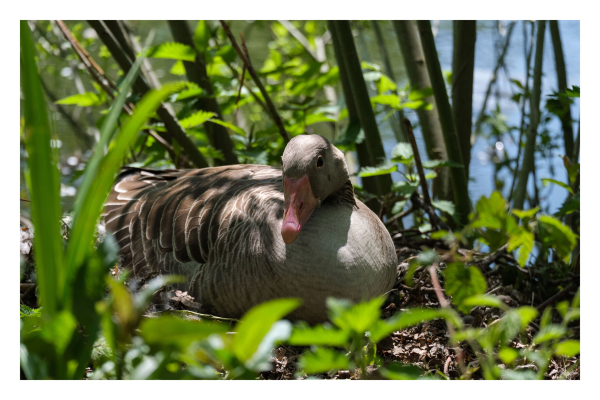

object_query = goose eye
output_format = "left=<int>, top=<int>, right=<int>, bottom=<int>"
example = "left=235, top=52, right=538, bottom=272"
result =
left=280, top=159, right=283, bottom=167
left=317, top=155, right=324, bottom=168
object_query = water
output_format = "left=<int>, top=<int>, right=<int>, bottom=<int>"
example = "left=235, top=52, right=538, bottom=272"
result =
left=372, top=20, right=580, bottom=214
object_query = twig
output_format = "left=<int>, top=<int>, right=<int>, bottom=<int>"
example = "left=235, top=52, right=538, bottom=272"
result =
left=404, top=118, right=435, bottom=215
left=385, top=206, right=416, bottom=226
left=410, top=192, right=450, bottom=231
left=88, top=20, right=209, bottom=168
left=220, top=20, right=290, bottom=142
left=536, top=282, right=578, bottom=312
left=428, top=262, right=466, bottom=374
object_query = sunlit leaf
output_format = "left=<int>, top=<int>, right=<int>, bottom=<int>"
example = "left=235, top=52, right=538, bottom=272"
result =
left=179, top=110, right=216, bottom=129
left=140, top=316, right=229, bottom=349
left=147, top=42, right=196, bottom=61
left=432, top=200, right=455, bottom=216
left=390, top=142, right=413, bottom=164
left=537, top=215, right=578, bottom=262
left=56, top=92, right=103, bottom=107
left=358, top=163, right=397, bottom=177
left=462, top=294, right=509, bottom=311
left=327, top=296, right=385, bottom=334
left=288, top=324, right=349, bottom=347
left=232, top=298, right=301, bottom=363
left=443, top=263, right=487, bottom=314
left=421, top=159, right=463, bottom=169
left=297, top=347, right=349, bottom=375
left=193, top=20, right=210, bottom=53
left=541, top=178, right=573, bottom=194
left=533, top=325, right=567, bottom=344
left=554, top=340, right=580, bottom=357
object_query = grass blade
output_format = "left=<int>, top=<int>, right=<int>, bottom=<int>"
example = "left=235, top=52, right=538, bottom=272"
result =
left=20, top=20, right=64, bottom=316
left=63, top=81, right=187, bottom=304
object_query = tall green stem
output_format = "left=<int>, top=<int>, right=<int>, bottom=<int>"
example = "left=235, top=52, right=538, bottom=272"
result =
left=513, top=20, right=546, bottom=210
left=452, top=20, right=476, bottom=179
left=329, top=20, right=392, bottom=196
left=416, top=20, right=471, bottom=226
left=393, top=20, right=450, bottom=201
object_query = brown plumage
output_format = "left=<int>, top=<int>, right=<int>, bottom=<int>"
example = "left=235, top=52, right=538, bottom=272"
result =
left=104, top=135, right=397, bottom=322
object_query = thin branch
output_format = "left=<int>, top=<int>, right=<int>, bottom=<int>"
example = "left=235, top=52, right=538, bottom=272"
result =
left=220, top=20, right=290, bottom=142
left=473, top=21, right=516, bottom=137
left=509, top=21, right=535, bottom=203
left=404, top=117, right=439, bottom=229
left=88, top=20, right=209, bottom=168
left=428, top=263, right=466, bottom=375
left=536, top=282, right=578, bottom=312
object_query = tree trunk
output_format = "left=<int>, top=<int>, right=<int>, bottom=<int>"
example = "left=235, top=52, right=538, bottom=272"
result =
left=513, top=20, right=546, bottom=211
left=393, top=20, right=450, bottom=201
left=328, top=20, right=392, bottom=196
left=371, top=20, right=409, bottom=144
left=549, top=20, right=574, bottom=162
left=168, top=20, right=238, bottom=166
left=329, top=21, right=379, bottom=199
left=416, top=20, right=471, bottom=226
left=452, top=20, right=476, bottom=179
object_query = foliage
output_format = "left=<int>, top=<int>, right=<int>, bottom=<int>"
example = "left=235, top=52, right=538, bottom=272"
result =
left=20, top=20, right=580, bottom=380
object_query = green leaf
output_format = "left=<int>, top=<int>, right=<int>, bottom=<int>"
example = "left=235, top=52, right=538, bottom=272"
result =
left=421, top=159, right=463, bottom=169
left=534, top=325, right=567, bottom=344
left=380, top=363, right=426, bottom=380
left=232, top=298, right=301, bottom=363
left=556, top=192, right=579, bottom=216
left=391, top=200, right=407, bottom=215
left=402, top=100, right=432, bottom=110
left=511, top=206, right=540, bottom=220
left=297, top=347, right=349, bottom=375
left=305, top=113, right=335, bottom=126
left=207, top=118, right=246, bottom=136
left=510, top=79, right=524, bottom=89
left=193, top=21, right=210, bottom=53
left=65, top=80, right=188, bottom=299
left=443, top=263, right=487, bottom=314
left=358, top=163, right=397, bottom=177
left=513, top=306, right=539, bottom=330
left=507, top=226, right=534, bottom=267
left=147, top=42, right=196, bottom=61
left=246, top=320, right=294, bottom=371
left=140, top=316, right=229, bottom=349
left=179, top=110, right=216, bottom=129
left=371, top=94, right=400, bottom=108
left=327, top=296, right=385, bottom=334
left=370, top=308, right=462, bottom=343
left=391, top=180, right=419, bottom=197
left=21, top=20, right=64, bottom=315
left=56, top=92, right=103, bottom=107
left=541, top=178, right=573, bottom=194
left=169, top=60, right=186, bottom=76
left=498, top=347, right=519, bottom=364
left=288, top=324, right=349, bottom=347
left=471, top=191, right=507, bottom=230
left=461, top=294, right=509, bottom=311
left=554, top=340, right=580, bottom=357
left=537, top=215, right=578, bottom=262
left=390, top=142, right=413, bottom=164
left=377, top=74, right=397, bottom=93
left=408, top=86, right=433, bottom=101
left=431, top=200, right=455, bottom=216
left=172, top=83, right=204, bottom=101
left=40, top=311, right=77, bottom=356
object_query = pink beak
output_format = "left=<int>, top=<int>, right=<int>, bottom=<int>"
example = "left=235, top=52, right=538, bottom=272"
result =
left=281, top=175, right=319, bottom=244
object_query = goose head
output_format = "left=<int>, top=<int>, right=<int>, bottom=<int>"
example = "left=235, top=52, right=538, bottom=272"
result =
left=280, top=135, right=350, bottom=244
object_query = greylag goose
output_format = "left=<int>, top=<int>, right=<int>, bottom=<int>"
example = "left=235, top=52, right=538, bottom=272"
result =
left=104, top=134, right=397, bottom=322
